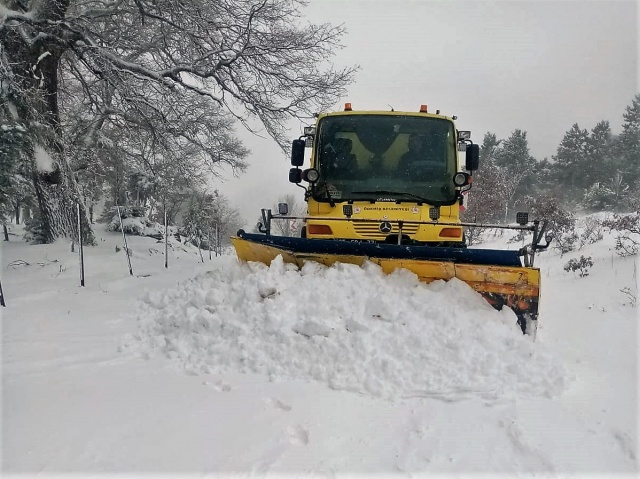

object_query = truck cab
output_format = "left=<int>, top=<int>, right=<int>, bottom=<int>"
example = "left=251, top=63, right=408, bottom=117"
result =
left=290, top=104, right=479, bottom=246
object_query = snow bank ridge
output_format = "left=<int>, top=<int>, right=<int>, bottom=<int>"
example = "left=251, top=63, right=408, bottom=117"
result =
left=123, top=256, right=569, bottom=401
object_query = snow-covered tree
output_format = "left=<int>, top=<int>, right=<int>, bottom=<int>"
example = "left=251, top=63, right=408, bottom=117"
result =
left=493, top=129, right=537, bottom=216
left=0, top=120, right=36, bottom=231
left=0, top=121, right=25, bottom=238
left=1, top=0, right=355, bottom=244
left=461, top=134, right=503, bottom=221
left=460, top=133, right=507, bottom=244
left=582, top=183, right=614, bottom=212
left=212, top=194, right=245, bottom=251
left=182, top=190, right=243, bottom=252
left=182, top=192, right=210, bottom=249
left=521, top=193, right=577, bottom=255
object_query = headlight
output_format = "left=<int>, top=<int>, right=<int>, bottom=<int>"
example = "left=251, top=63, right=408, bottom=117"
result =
left=303, top=168, right=320, bottom=183
left=453, top=172, right=470, bottom=187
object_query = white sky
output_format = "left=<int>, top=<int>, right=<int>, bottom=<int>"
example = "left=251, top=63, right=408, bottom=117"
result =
left=217, top=0, right=638, bottom=228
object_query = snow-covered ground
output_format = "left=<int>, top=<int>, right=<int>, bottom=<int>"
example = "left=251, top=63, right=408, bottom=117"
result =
left=1, top=218, right=637, bottom=476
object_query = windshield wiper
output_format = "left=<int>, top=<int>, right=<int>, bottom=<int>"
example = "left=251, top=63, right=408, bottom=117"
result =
left=351, top=190, right=432, bottom=205
left=313, top=180, right=336, bottom=207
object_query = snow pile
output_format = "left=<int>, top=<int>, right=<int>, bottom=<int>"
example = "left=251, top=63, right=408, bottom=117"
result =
left=124, top=256, right=569, bottom=401
left=107, top=214, right=165, bottom=238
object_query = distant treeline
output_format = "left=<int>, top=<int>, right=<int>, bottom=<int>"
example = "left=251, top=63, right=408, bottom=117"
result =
left=463, top=93, right=640, bottom=226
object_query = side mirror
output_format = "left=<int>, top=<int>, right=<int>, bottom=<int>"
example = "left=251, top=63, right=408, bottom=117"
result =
left=291, top=139, right=305, bottom=166
left=465, top=144, right=479, bottom=171
left=289, top=167, right=302, bottom=184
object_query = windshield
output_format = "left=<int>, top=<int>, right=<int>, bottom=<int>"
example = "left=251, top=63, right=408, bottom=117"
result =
left=312, top=114, right=458, bottom=205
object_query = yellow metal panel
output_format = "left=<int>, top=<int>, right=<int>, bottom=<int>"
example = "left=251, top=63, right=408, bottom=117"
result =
left=231, top=237, right=299, bottom=266
left=232, top=236, right=539, bottom=298
left=374, top=258, right=456, bottom=282
left=305, top=206, right=462, bottom=243
left=455, top=263, right=540, bottom=297
left=232, top=237, right=368, bottom=269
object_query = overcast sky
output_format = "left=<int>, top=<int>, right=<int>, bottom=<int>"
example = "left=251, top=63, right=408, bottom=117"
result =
left=217, top=0, right=638, bottom=228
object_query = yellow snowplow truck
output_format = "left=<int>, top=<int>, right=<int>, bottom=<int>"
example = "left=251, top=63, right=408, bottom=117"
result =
left=232, top=104, right=551, bottom=335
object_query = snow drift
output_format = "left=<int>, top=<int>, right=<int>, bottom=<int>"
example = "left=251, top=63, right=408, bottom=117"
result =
left=124, top=256, right=568, bottom=401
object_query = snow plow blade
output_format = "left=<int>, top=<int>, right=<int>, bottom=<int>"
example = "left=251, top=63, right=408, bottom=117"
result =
left=231, top=231, right=540, bottom=334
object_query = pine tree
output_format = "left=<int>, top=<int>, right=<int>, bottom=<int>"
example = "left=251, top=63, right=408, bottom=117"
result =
left=551, top=124, right=590, bottom=200
left=479, top=132, right=501, bottom=165
left=586, top=121, right=613, bottom=185
left=617, top=94, right=640, bottom=185
left=579, top=120, right=627, bottom=211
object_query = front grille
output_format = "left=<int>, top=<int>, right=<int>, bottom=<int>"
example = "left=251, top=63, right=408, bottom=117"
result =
left=353, top=222, right=419, bottom=238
